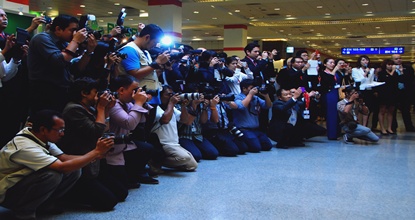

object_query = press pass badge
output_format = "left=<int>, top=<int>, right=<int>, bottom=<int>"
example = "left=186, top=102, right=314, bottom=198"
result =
left=303, top=109, right=310, bottom=119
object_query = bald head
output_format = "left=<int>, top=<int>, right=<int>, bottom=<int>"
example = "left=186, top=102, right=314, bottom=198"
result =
left=392, top=54, right=402, bottom=65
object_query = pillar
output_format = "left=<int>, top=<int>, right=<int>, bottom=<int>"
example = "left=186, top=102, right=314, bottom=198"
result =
left=148, top=0, right=182, bottom=43
left=223, top=24, right=247, bottom=58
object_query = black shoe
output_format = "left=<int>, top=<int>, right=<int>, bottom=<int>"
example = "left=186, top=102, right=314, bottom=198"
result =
left=127, top=182, right=141, bottom=189
left=380, top=131, right=388, bottom=135
left=287, top=141, right=305, bottom=147
left=275, top=143, right=288, bottom=149
left=138, top=176, right=159, bottom=184
left=387, top=130, right=396, bottom=135
left=406, top=127, right=415, bottom=132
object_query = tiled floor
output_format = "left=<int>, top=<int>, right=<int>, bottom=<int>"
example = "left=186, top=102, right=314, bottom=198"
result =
left=1, top=116, right=415, bottom=219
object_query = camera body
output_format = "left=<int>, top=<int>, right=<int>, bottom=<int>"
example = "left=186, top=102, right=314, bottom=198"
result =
left=115, top=51, right=127, bottom=59
left=116, top=8, right=132, bottom=36
left=98, top=89, right=118, bottom=99
left=79, top=14, right=102, bottom=40
left=102, top=132, right=133, bottom=144
left=141, top=85, right=158, bottom=97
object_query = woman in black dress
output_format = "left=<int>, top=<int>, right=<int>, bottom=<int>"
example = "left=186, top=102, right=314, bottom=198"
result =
left=377, top=59, right=398, bottom=135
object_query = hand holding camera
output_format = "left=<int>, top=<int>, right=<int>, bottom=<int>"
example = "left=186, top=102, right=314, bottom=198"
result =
left=133, top=88, right=148, bottom=106
left=293, top=87, right=303, bottom=99
left=155, top=51, right=170, bottom=65
left=95, top=136, right=115, bottom=158
left=72, top=28, right=88, bottom=44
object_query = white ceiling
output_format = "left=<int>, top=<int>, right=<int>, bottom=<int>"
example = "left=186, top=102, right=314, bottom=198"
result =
left=29, top=0, right=415, bottom=62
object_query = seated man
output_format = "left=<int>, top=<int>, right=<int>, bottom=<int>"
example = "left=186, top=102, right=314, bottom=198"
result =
left=0, top=110, right=113, bottom=220
left=269, top=88, right=326, bottom=149
left=230, top=79, right=273, bottom=152
left=149, top=85, right=198, bottom=172
left=337, top=86, right=380, bottom=144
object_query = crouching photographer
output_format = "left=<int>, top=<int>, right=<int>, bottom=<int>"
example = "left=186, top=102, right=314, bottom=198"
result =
left=337, top=86, right=379, bottom=144
left=202, top=94, right=248, bottom=156
left=105, top=75, right=159, bottom=187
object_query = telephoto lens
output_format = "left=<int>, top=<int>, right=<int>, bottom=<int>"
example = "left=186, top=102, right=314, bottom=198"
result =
left=178, top=93, right=200, bottom=101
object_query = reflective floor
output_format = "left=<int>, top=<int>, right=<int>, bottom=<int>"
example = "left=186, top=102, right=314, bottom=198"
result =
left=1, top=114, right=415, bottom=220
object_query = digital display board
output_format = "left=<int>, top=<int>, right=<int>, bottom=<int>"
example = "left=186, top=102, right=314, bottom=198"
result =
left=341, top=47, right=404, bottom=55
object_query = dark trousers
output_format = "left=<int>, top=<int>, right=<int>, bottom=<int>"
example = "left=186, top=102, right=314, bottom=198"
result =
left=1, top=169, right=80, bottom=219
left=392, top=90, right=415, bottom=131
left=203, top=129, right=248, bottom=156
left=64, top=169, right=128, bottom=211
left=179, top=137, right=219, bottom=161
left=240, top=129, right=272, bottom=152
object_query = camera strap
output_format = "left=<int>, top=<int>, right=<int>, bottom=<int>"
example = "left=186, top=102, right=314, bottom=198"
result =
left=15, top=133, right=50, bottom=150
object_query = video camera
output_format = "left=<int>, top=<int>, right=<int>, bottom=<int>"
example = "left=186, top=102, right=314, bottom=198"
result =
left=116, top=8, right=132, bottom=35
left=79, top=14, right=103, bottom=40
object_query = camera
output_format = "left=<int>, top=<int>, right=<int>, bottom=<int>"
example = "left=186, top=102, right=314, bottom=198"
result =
left=204, top=93, right=235, bottom=102
left=44, top=15, right=52, bottom=25
left=179, top=93, right=200, bottom=101
left=102, top=132, right=133, bottom=144
left=256, top=86, right=269, bottom=94
left=115, top=51, right=127, bottom=59
left=229, top=126, right=244, bottom=138
left=141, top=85, right=158, bottom=97
left=98, top=89, right=118, bottom=99
left=79, top=14, right=102, bottom=40
left=116, top=8, right=132, bottom=36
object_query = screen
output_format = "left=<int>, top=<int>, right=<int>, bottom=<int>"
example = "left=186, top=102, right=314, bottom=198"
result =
left=341, top=47, right=404, bottom=55
left=286, top=46, right=294, bottom=53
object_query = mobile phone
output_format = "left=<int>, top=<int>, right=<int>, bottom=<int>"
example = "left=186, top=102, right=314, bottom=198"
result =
left=16, top=27, right=29, bottom=46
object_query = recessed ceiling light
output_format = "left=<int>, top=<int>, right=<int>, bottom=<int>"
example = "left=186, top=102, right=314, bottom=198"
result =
left=228, top=12, right=233, bottom=15
left=376, top=26, right=381, bottom=29
left=325, top=13, right=330, bottom=15
left=274, top=8, right=280, bottom=10
left=114, top=3, right=120, bottom=6
left=365, top=14, right=374, bottom=16
left=80, top=5, right=85, bottom=8
left=129, top=18, right=133, bottom=20
left=288, top=33, right=292, bottom=35
left=317, top=6, right=323, bottom=9
left=286, top=14, right=291, bottom=17
left=47, top=6, right=52, bottom=10
left=211, top=5, right=215, bottom=8
left=362, top=3, right=369, bottom=6
left=108, top=12, right=113, bottom=14
left=193, top=11, right=199, bottom=14
left=367, top=11, right=372, bottom=14
left=310, top=29, right=314, bottom=31
left=212, top=17, right=217, bottom=19
left=279, top=30, right=284, bottom=32
left=342, top=27, right=347, bottom=30
left=235, top=10, right=240, bottom=12
left=99, top=20, right=104, bottom=22
left=140, top=10, right=146, bottom=13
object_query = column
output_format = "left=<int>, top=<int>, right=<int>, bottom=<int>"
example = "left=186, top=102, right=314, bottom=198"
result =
left=223, top=24, right=247, bottom=58
left=148, top=0, right=182, bottom=43
left=1, top=0, right=30, bottom=13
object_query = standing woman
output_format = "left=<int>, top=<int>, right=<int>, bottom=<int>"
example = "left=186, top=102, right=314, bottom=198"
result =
left=352, top=55, right=374, bottom=127
left=377, top=59, right=398, bottom=135
left=320, top=58, right=341, bottom=140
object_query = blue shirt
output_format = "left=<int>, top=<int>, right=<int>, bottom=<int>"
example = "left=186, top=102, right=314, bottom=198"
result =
left=233, top=93, right=268, bottom=129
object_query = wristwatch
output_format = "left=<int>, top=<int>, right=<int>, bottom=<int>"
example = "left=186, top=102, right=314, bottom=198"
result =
left=150, top=61, right=161, bottom=69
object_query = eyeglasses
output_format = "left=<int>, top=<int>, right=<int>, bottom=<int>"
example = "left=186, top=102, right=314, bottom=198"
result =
left=51, top=128, right=65, bottom=134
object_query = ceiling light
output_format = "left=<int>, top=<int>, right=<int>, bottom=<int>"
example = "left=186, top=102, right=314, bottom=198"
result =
left=211, top=5, right=215, bottom=8
left=77, top=13, right=82, bottom=16
left=193, top=11, right=199, bottom=14
left=228, top=12, right=233, bottom=15
left=235, top=10, right=240, bottom=12
left=139, top=13, right=148, bottom=17
left=99, top=20, right=104, bottom=22
left=362, top=3, right=369, bottom=6
left=47, top=6, right=52, bottom=10
left=129, top=18, right=134, bottom=21
left=325, top=13, right=330, bottom=16
left=108, top=11, right=113, bottom=14
left=342, top=27, right=346, bottom=30
left=367, top=11, right=372, bottom=14
left=376, top=26, right=380, bottom=29
left=114, top=3, right=120, bottom=6
left=274, top=8, right=280, bottom=10
left=317, top=6, right=323, bottom=9
left=286, top=15, right=291, bottom=17
left=310, top=29, right=314, bottom=31
left=212, top=17, right=217, bottom=19
left=279, top=30, right=284, bottom=32
left=80, top=5, right=85, bottom=8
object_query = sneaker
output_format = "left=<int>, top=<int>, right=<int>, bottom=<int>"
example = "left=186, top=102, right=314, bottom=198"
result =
left=343, top=134, right=354, bottom=144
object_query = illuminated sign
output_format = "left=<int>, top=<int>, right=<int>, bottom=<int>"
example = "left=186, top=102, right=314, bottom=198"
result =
left=341, top=47, right=404, bottom=55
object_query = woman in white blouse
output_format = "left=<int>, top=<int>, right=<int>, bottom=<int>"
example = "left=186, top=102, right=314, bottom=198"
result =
left=352, top=55, right=374, bottom=127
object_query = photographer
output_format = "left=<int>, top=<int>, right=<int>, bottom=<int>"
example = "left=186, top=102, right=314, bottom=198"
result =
left=106, top=75, right=158, bottom=186
left=149, top=85, right=198, bottom=172
left=337, top=86, right=379, bottom=144
left=202, top=95, right=248, bottom=156
left=58, top=77, right=127, bottom=211
left=28, top=14, right=98, bottom=114
left=269, top=88, right=326, bottom=149
left=223, top=56, right=253, bottom=95
left=176, top=88, right=219, bottom=161
left=230, top=79, right=273, bottom=152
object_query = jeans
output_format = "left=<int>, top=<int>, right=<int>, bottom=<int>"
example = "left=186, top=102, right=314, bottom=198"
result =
left=179, top=138, right=219, bottom=161
left=343, top=124, right=379, bottom=142
left=240, top=129, right=273, bottom=152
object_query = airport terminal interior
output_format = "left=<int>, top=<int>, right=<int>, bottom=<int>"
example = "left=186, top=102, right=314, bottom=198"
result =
left=1, top=0, right=415, bottom=219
